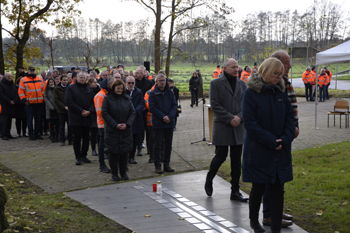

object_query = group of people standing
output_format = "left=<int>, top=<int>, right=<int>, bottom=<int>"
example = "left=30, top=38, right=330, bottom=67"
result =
left=302, top=66, right=332, bottom=102
left=205, top=50, right=299, bottom=233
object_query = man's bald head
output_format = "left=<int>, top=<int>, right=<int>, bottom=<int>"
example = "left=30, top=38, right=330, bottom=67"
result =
left=271, top=50, right=291, bottom=75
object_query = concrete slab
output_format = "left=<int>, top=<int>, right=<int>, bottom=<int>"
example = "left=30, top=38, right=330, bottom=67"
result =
left=66, top=171, right=307, bottom=233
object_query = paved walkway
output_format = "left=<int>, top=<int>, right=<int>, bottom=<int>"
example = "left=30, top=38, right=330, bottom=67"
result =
left=1, top=97, right=350, bottom=232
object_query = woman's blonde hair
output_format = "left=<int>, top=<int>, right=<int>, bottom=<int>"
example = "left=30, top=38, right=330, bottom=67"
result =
left=258, top=57, right=284, bottom=82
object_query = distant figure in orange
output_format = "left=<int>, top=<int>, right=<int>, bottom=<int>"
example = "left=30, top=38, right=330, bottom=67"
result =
left=213, top=65, right=221, bottom=79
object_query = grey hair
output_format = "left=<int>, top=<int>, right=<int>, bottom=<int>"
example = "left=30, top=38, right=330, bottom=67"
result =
left=155, top=73, right=166, bottom=81
left=270, top=50, right=288, bottom=61
left=106, top=76, right=116, bottom=87
left=126, top=76, right=135, bottom=81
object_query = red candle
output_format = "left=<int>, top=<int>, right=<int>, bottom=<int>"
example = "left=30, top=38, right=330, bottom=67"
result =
left=153, top=183, right=157, bottom=192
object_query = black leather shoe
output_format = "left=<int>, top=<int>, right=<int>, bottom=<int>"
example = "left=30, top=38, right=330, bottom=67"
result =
left=129, top=158, right=137, bottom=164
left=204, top=180, right=213, bottom=197
left=99, top=166, right=111, bottom=173
left=121, top=174, right=129, bottom=180
left=263, top=217, right=293, bottom=227
left=29, top=136, right=36, bottom=140
left=36, top=136, right=44, bottom=140
left=155, top=166, right=163, bottom=174
left=282, top=213, right=293, bottom=220
left=230, top=191, right=248, bottom=202
left=112, top=175, right=121, bottom=181
left=137, top=149, right=142, bottom=156
left=75, top=159, right=82, bottom=165
left=148, top=158, right=154, bottom=163
left=2, top=136, right=9, bottom=140
left=92, top=150, right=98, bottom=156
left=164, top=165, right=175, bottom=172
left=8, top=135, right=17, bottom=139
left=250, top=220, right=266, bottom=233
left=81, top=157, right=91, bottom=163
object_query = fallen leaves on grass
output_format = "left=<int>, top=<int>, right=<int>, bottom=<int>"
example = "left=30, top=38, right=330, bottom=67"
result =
left=19, top=181, right=24, bottom=184
left=316, top=210, right=323, bottom=216
left=343, top=201, right=348, bottom=205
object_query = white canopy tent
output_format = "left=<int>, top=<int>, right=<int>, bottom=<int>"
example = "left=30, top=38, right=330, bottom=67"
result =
left=314, top=40, right=350, bottom=129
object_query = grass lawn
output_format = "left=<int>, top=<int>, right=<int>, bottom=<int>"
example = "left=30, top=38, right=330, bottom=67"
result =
left=217, top=141, right=350, bottom=233
left=0, top=164, right=131, bottom=233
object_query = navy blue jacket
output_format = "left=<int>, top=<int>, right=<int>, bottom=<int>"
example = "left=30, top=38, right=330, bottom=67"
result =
left=127, top=87, right=145, bottom=134
left=149, top=84, right=177, bottom=129
left=241, top=76, right=295, bottom=184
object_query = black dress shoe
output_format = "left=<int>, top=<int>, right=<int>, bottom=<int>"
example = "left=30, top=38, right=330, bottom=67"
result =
left=250, top=220, right=266, bottom=233
left=2, top=136, right=9, bottom=140
left=282, top=213, right=293, bottom=220
left=121, top=174, right=129, bottom=180
left=8, top=135, right=17, bottom=139
left=164, top=165, right=175, bottom=172
left=263, top=217, right=292, bottom=228
left=75, top=159, right=82, bottom=165
left=148, top=158, right=154, bottom=163
left=92, top=150, right=98, bottom=156
left=129, top=158, right=137, bottom=164
left=137, top=149, right=142, bottom=156
left=81, top=157, right=91, bottom=163
left=99, top=166, right=111, bottom=173
left=29, top=136, right=36, bottom=140
left=230, top=190, right=248, bottom=202
left=112, top=175, right=121, bottom=181
left=204, top=180, right=213, bottom=197
left=36, top=136, right=44, bottom=140
left=155, top=166, right=163, bottom=174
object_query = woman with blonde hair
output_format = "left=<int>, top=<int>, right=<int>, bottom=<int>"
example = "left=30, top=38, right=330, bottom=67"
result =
left=242, top=57, right=295, bottom=233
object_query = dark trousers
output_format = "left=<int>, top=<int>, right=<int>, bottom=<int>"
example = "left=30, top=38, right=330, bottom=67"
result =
left=153, top=128, right=174, bottom=167
left=109, top=152, right=128, bottom=176
left=304, top=83, right=312, bottom=101
left=98, top=128, right=106, bottom=168
left=148, top=127, right=154, bottom=159
left=326, top=83, right=330, bottom=99
left=58, top=113, right=72, bottom=143
left=208, top=145, right=243, bottom=191
left=42, top=116, right=49, bottom=134
left=1, top=114, right=13, bottom=137
left=90, top=127, right=98, bottom=151
left=190, top=89, right=199, bottom=106
left=250, top=180, right=284, bottom=231
left=71, top=126, right=90, bottom=159
left=319, top=86, right=326, bottom=101
left=16, top=117, right=27, bottom=136
left=140, top=110, right=150, bottom=150
left=25, top=104, right=43, bottom=137
left=129, top=133, right=140, bottom=160
left=49, top=118, right=59, bottom=141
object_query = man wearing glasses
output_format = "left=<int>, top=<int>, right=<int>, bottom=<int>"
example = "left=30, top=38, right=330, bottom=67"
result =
left=126, top=76, right=145, bottom=165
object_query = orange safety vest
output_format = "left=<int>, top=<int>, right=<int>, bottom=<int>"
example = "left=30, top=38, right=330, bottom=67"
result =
left=318, top=74, right=328, bottom=87
left=18, top=75, right=45, bottom=104
left=326, top=70, right=332, bottom=82
left=94, top=88, right=108, bottom=128
left=213, top=68, right=220, bottom=79
left=220, top=68, right=224, bottom=74
left=302, top=71, right=313, bottom=84
left=240, top=71, right=251, bottom=82
left=148, top=75, right=152, bottom=81
left=310, top=71, right=316, bottom=85
left=97, top=74, right=100, bottom=80
left=144, top=85, right=156, bottom=126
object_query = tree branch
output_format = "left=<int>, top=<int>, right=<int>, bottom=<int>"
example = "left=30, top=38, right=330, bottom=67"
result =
left=2, top=28, right=16, bottom=38
left=138, top=0, right=157, bottom=16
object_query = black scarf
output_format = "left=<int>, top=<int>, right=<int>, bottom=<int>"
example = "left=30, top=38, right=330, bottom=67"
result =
left=224, top=71, right=236, bottom=93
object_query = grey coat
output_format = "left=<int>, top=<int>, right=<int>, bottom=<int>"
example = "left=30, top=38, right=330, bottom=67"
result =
left=209, top=73, right=247, bottom=146
left=44, top=86, right=58, bottom=119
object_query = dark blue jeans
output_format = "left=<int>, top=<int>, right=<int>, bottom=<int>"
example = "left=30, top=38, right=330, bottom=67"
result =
left=153, top=128, right=174, bottom=167
left=319, top=86, right=326, bottom=101
left=304, top=83, right=312, bottom=101
left=25, top=103, right=43, bottom=137
left=98, top=128, right=106, bottom=168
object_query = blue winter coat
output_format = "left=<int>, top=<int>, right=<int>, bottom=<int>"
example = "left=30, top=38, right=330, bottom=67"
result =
left=128, top=87, right=145, bottom=134
left=149, top=84, right=177, bottom=129
left=241, top=76, right=295, bottom=184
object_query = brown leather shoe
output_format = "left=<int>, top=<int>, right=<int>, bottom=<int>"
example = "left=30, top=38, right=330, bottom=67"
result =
left=282, top=212, right=293, bottom=220
left=262, top=217, right=293, bottom=228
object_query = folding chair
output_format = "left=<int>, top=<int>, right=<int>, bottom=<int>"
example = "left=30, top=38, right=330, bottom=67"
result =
left=327, top=100, right=349, bottom=128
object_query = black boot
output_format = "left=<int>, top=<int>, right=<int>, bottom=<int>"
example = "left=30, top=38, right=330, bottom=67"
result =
left=204, top=171, right=215, bottom=196
left=250, top=220, right=266, bottom=233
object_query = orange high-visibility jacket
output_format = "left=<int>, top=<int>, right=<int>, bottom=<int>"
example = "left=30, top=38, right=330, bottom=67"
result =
left=302, top=71, right=313, bottom=84
left=144, top=85, right=156, bottom=126
left=318, top=74, right=329, bottom=87
left=18, top=75, right=45, bottom=104
left=94, top=88, right=108, bottom=128
left=326, top=70, right=333, bottom=82
left=240, top=71, right=251, bottom=82
left=148, top=75, right=153, bottom=81
left=220, top=68, right=224, bottom=74
left=310, top=71, right=317, bottom=85
left=213, top=68, right=220, bottom=79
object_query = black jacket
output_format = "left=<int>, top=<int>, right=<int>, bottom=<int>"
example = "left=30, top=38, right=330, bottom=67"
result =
left=102, top=92, right=136, bottom=154
left=126, top=87, right=145, bottom=134
left=189, top=76, right=201, bottom=91
left=89, top=86, right=101, bottom=128
left=65, top=82, right=95, bottom=126
left=136, top=76, right=153, bottom=96
left=53, top=83, right=68, bottom=114
left=0, top=78, right=19, bottom=115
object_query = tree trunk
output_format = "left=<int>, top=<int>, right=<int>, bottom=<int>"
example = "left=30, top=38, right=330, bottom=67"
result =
left=154, top=0, right=162, bottom=73
left=16, top=41, right=25, bottom=78
left=165, top=0, right=176, bottom=77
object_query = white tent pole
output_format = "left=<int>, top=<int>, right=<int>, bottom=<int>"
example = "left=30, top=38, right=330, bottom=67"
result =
left=315, top=65, right=319, bottom=129
left=335, top=64, right=338, bottom=89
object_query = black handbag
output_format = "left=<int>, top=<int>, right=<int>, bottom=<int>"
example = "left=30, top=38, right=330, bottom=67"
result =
left=177, top=99, right=182, bottom=114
